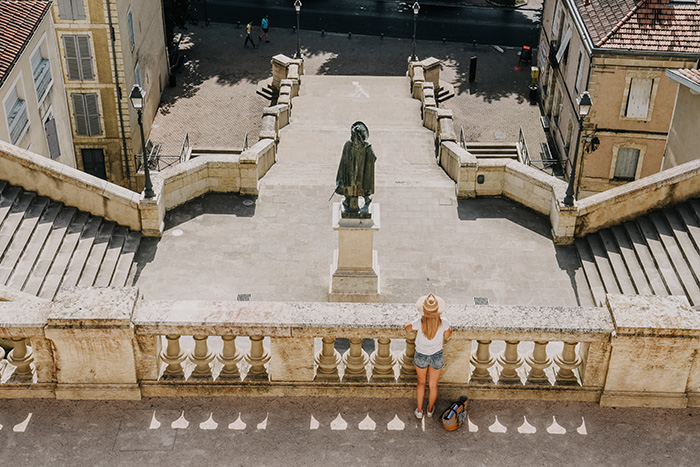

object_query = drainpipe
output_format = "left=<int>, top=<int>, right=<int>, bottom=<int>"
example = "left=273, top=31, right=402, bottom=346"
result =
left=106, top=0, right=131, bottom=183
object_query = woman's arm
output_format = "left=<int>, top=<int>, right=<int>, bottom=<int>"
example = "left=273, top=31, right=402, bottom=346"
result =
left=444, top=329, right=452, bottom=340
left=405, top=323, right=413, bottom=331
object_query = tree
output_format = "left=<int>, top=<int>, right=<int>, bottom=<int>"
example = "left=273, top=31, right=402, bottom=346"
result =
left=163, top=0, right=197, bottom=46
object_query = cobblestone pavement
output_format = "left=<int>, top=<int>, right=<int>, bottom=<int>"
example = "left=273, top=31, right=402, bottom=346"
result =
left=150, top=23, right=547, bottom=164
left=1, top=397, right=699, bottom=466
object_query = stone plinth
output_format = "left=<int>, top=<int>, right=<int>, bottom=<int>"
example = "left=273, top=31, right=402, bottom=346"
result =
left=601, top=294, right=700, bottom=408
left=329, top=203, right=380, bottom=303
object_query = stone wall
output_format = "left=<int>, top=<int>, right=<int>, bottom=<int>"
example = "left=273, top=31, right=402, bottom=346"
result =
left=3, top=287, right=700, bottom=407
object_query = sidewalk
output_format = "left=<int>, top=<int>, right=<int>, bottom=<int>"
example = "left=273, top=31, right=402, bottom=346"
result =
left=1, top=397, right=698, bottom=466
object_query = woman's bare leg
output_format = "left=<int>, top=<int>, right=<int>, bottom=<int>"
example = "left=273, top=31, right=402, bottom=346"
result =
left=427, top=367, right=442, bottom=413
left=415, top=366, right=428, bottom=413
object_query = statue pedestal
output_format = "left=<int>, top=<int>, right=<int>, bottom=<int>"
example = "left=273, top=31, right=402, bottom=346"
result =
left=329, top=202, right=380, bottom=303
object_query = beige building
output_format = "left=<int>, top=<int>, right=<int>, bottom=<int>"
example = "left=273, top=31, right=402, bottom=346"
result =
left=538, top=0, right=700, bottom=199
left=0, top=1, right=75, bottom=168
left=51, top=0, right=169, bottom=189
left=663, top=68, right=700, bottom=170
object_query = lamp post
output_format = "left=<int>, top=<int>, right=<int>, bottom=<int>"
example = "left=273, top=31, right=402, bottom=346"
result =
left=411, top=2, right=420, bottom=62
left=294, top=0, right=302, bottom=59
left=129, top=84, right=155, bottom=199
left=563, top=91, right=593, bottom=207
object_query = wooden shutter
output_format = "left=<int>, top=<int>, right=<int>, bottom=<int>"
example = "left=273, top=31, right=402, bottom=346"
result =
left=556, top=27, right=572, bottom=63
left=63, top=36, right=81, bottom=80
left=85, top=93, right=101, bottom=136
left=575, top=52, right=585, bottom=91
left=76, top=36, right=93, bottom=80
left=71, top=93, right=88, bottom=135
left=44, top=116, right=61, bottom=160
left=128, top=10, right=135, bottom=46
left=70, top=0, right=86, bottom=20
left=625, top=78, right=653, bottom=119
left=614, top=148, right=640, bottom=180
left=552, top=4, right=561, bottom=36
left=57, top=0, right=71, bottom=19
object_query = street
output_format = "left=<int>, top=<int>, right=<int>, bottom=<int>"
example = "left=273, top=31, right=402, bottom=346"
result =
left=195, top=0, right=541, bottom=47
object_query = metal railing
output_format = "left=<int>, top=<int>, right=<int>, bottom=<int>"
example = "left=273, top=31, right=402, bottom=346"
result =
left=136, top=134, right=191, bottom=172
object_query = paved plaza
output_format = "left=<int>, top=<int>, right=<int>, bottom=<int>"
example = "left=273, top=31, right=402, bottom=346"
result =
left=1, top=396, right=699, bottom=466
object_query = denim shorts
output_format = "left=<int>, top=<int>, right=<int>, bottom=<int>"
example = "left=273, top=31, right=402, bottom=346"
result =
left=413, top=350, right=444, bottom=370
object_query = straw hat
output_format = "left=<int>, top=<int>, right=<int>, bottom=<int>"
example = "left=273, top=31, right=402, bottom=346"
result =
left=416, top=293, right=445, bottom=316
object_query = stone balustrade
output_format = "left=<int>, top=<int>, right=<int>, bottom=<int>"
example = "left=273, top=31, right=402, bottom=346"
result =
left=3, top=287, right=700, bottom=408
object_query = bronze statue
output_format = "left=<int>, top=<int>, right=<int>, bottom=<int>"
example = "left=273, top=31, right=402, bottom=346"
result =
left=335, top=121, right=376, bottom=214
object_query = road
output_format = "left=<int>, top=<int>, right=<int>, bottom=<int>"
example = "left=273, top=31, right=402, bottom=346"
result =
left=196, top=0, right=541, bottom=47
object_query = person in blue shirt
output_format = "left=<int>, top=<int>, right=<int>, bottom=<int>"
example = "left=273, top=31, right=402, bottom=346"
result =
left=259, top=15, right=270, bottom=43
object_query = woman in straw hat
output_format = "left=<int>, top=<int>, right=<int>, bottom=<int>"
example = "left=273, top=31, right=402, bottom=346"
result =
left=405, top=293, right=451, bottom=419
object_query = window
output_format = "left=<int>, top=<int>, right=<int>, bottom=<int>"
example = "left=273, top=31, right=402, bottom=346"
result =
left=4, top=87, right=29, bottom=145
left=555, top=27, right=572, bottom=64
left=575, top=52, right=585, bottom=92
left=81, top=149, right=107, bottom=179
left=43, top=110, right=61, bottom=160
left=128, top=9, right=135, bottom=48
left=31, top=48, right=52, bottom=102
left=71, top=93, right=102, bottom=136
left=63, top=35, right=94, bottom=81
left=552, top=4, right=562, bottom=36
left=625, top=78, right=654, bottom=119
left=134, top=62, right=141, bottom=87
left=57, top=0, right=85, bottom=20
left=614, top=148, right=640, bottom=180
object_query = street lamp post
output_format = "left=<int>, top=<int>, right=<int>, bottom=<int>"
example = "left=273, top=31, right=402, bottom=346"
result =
left=563, top=91, right=593, bottom=207
left=411, top=2, right=420, bottom=62
left=294, top=0, right=302, bottom=59
left=129, top=84, right=155, bottom=199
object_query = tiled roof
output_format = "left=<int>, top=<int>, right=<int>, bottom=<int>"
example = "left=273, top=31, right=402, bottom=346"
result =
left=676, top=68, right=700, bottom=84
left=666, top=68, right=700, bottom=91
left=0, top=1, right=52, bottom=86
left=575, top=0, right=700, bottom=54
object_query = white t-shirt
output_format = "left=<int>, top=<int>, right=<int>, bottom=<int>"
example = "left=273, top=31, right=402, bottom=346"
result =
left=411, top=316, right=450, bottom=356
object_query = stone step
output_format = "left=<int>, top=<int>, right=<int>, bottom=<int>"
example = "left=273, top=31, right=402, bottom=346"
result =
left=574, top=238, right=607, bottom=306
left=0, top=191, right=36, bottom=260
left=678, top=203, right=700, bottom=255
left=585, top=233, right=621, bottom=295
left=637, top=216, right=685, bottom=297
left=93, top=225, right=127, bottom=287
left=22, top=206, right=77, bottom=296
left=57, top=216, right=102, bottom=291
left=0, top=196, right=50, bottom=285
left=77, top=220, right=116, bottom=288
left=0, top=183, right=21, bottom=225
left=37, top=211, right=90, bottom=300
left=664, top=207, right=700, bottom=286
left=691, top=199, right=700, bottom=223
left=111, top=230, right=141, bottom=287
left=6, top=202, right=62, bottom=290
left=598, top=229, right=636, bottom=295
left=651, top=211, right=700, bottom=305
left=610, top=225, right=653, bottom=295
left=623, top=221, right=669, bottom=296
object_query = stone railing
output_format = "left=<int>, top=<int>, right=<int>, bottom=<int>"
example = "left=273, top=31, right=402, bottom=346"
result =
left=2, top=287, right=700, bottom=408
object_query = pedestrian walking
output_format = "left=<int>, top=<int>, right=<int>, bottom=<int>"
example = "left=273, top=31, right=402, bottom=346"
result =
left=259, top=15, right=270, bottom=43
left=244, top=20, right=256, bottom=48
left=405, top=293, right=451, bottom=419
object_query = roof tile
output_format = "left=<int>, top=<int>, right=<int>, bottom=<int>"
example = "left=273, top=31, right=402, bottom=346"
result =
left=0, top=1, right=52, bottom=85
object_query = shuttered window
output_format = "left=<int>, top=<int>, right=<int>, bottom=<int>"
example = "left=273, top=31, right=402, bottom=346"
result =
left=128, top=10, right=135, bottom=47
left=71, top=93, right=102, bottom=136
left=44, top=115, right=61, bottom=160
left=57, top=0, right=85, bottom=21
left=614, top=148, right=640, bottom=180
left=4, top=88, right=29, bottom=145
left=555, top=27, right=572, bottom=64
left=625, top=78, right=653, bottom=119
left=575, top=52, right=585, bottom=92
left=135, top=62, right=141, bottom=87
left=63, top=35, right=94, bottom=81
left=31, top=49, right=52, bottom=102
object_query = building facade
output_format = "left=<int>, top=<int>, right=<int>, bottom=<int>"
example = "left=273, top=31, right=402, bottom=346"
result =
left=663, top=68, right=700, bottom=170
left=538, top=0, right=700, bottom=199
left=51, top=0, right=168, bottom=189
left=0, top=1, right=76, bottom=168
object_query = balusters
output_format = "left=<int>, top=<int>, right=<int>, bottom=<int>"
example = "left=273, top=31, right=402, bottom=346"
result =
left=217, top=335, right=242, bottom=379
left=342, top=337, right=369, bottom=382
left=555, top=341, right=582, bottom=385
left=526, top=341, right=552, bottom=384
left=189, top=335, right=214, bottom=379
left=470, top=340, right=495, bottom=383
left=315, top=337, right=341, bottom=381
left=245, top=335, right=270, bottom=380
left=497, top=340, right=523, bottom=384
left=6, top=338, right=33, bottom=380
left=370, top=337, right=396, bottom=381
left=399, top=337, right=417, bottom=381
left=161, top=334, right=186, bottom=379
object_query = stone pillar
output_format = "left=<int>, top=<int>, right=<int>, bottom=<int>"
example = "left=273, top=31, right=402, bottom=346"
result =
left=329, top=203, right=381, bottom=303
left=525, top=341, right=551, bottom=384
left=217, top=335, right=242, bottom=379
left=315, top=337, right=341, bottom=381
left=44, top=287, right=141, bottom=400
left=554, top=342, right=581, bottom=385
left=498, top=340, right=523, bottom=384
left=470, top=340, right=495, bottom=384
left=189, top=335, right=214, bottom=379
left=245, top=335, right=270, bottom=381
left=271, top=54, right=293, bottom=90
left=270, top=336, right=315, bottom=382
left=421, top=57, right=442, bottom=91
left=601, top=295, right=700, bottom=408
left=399, top=337, right=417, bottom=381
left=342, top=337, right=369, bottom=382
left=370, top=337, right=396, bottom=381
left=6, top=337, right=34, bottom=381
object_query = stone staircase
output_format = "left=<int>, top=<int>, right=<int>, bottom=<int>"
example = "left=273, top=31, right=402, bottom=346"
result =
left=575, top=198, right=700, bottom=307
left=0, top=180, right=141, bottom=300
left=466, top=142, right=520, bottom=160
